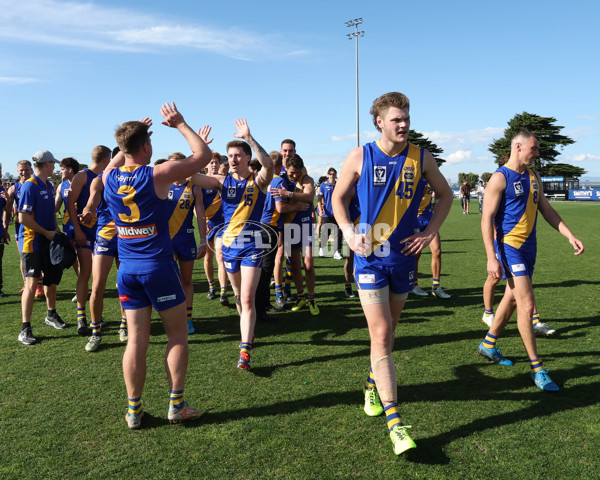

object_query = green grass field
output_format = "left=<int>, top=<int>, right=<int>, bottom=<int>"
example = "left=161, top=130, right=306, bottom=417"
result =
left=0, top=200, right=598, bottom=479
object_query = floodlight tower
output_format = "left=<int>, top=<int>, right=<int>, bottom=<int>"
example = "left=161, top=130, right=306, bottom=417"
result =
left=345, top=18, right=364, bottom=148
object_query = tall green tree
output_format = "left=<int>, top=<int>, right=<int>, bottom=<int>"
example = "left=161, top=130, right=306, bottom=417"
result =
left=544, top=163, right=586, bottom=178
left=481, top=172, right=494, bottom=183
left=458, top=172, right=479, bottom=187
left=408, top=130, right=445, bottom=167
left=488, top=112, right=575, bottom=173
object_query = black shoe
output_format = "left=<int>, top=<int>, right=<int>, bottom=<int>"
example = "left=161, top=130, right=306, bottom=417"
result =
left=284, top=291, right=296, bottom=303
left=77, top=319, right=90, bottom=336
left=344, top=288, right=356, bottom=298
left=207, top=289, right=217, bottom=300
left=220, top=294, right=230, bottom=306
left=18, top=327, right=37, bottom=345
left=45, top=313, right=67, bottom=329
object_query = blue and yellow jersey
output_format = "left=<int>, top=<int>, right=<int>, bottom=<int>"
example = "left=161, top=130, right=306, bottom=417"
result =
left=287, top=172, right=313, bottom=226
left=221, top=173, right=266, bottom=249
left=202, top=186, right=224, bottom=228
left=261, top=173, right=286, bottom=229
left=417, top=179, right=434, bottom=220
left=76, top=169, right=98, bottom=228
left=355, top=140, right=425, bottom=263
left=494, top=165, right=539, bottom=251
left=105, top=165, right=173, bottom=273
left=96, top=183, right=116, bottom=241
left=318, top=180, right=335, bottom=217
left=18, top=175, right=56, bottom=253
left=59, top=179, right=72, bottom=230
left=13, top=180, right=25, bottom=238
left=167, top=181, right=196, bottom=240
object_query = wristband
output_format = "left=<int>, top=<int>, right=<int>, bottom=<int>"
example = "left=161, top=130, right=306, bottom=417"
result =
left=342, top=226, right=355, bottom=244
left=198, top=240, right=206, bottom=247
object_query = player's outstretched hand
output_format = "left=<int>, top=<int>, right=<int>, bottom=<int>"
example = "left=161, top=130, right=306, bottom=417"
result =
left=160, top=102, right=185, bottom=128
left=198, top=125, right=214, bottom=145
left=139, top=117, right=153, bottom=136
left=233, top=118, right=250, bottom=140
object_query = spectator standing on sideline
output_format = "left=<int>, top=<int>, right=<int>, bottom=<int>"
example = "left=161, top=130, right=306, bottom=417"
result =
left=460, top=179, right=471, bottom=214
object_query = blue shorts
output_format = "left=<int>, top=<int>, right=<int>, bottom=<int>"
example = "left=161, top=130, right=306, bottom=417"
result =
left=494, top=241, right=536, bottom=278
left=222, top=244, right=263, bottom=274
left=354, top=255, right=416, bottom=294
left=207, top=220, right=225, bottom=242
left=76, top=224, right=97, bottom=250
left=172, top=231, right=197, bottom=262
left=117, top=260, right=185, bottom=311
left=415, top=213, right=432, bottom=232
left=94, top=235, right=118, bottom=257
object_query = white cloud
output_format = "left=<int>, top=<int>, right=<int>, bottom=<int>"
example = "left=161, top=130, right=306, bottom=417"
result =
left=576, top=114, right=598, bottom=120
left=0, top=0, right=306, bottom=60
left=564, top=153, right=600, bottom=162
left=331, top=130, right=379, bottom=142
left=445, top=150, right=472, bottom=165
left=0, top=76, right=41, bottom=85
left=420, top=127, right=504, bottom=151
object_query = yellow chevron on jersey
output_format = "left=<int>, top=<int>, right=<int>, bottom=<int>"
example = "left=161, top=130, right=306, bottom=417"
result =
left=502, top=169, right=539, bottom=249
left=364, top=141, right=422, bottom=256
left=222, top=174, right=261, bottom=248
left=98, top=220, right=116, bottom=240
left=418, top=182, right=434, bottom=216
left=205, top=192, right=222, bottom=221
left=168, top=182, right=195, bottom=239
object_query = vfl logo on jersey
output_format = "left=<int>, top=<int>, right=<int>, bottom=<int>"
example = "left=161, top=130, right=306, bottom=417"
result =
left=374, top=166, right=386, bottom=186
left=168, top=191, right=174, bottom=200
left=116, top=224, right=157, bottom=239
left=227, top=187, right=237, bottom=199
left=513, top=181, right=524, bottom=196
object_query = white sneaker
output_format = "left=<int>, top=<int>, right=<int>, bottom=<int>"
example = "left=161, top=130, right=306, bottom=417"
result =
left=411, top=286, right=428, bottom=296
left=533, top=322, right=556, bottom=336
left=333, top=251, right=343, bottom=260
left=319, top=247, right=324, bottom=257
left=432, top=287, right=451, bottom=299
left=482, top=313, right=494, bottom=327
left=71, top=293, right=78, bottom=303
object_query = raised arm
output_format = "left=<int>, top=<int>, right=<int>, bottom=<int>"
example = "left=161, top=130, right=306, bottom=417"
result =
left=153, top=103, right=213, bottom=196
left=233, top=118, right=273, bottom=191
left=189, top=172, right=224, bottom=191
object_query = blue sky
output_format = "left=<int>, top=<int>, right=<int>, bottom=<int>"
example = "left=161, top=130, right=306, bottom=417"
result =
left=1, top=0, right=599, bottom=183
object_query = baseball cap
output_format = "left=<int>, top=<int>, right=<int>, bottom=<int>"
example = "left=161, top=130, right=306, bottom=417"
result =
left=32, top=150, right=58, bottom=164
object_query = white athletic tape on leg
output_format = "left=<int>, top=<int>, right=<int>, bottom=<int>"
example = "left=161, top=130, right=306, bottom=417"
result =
left=372, top=354, right=397, bottom=404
